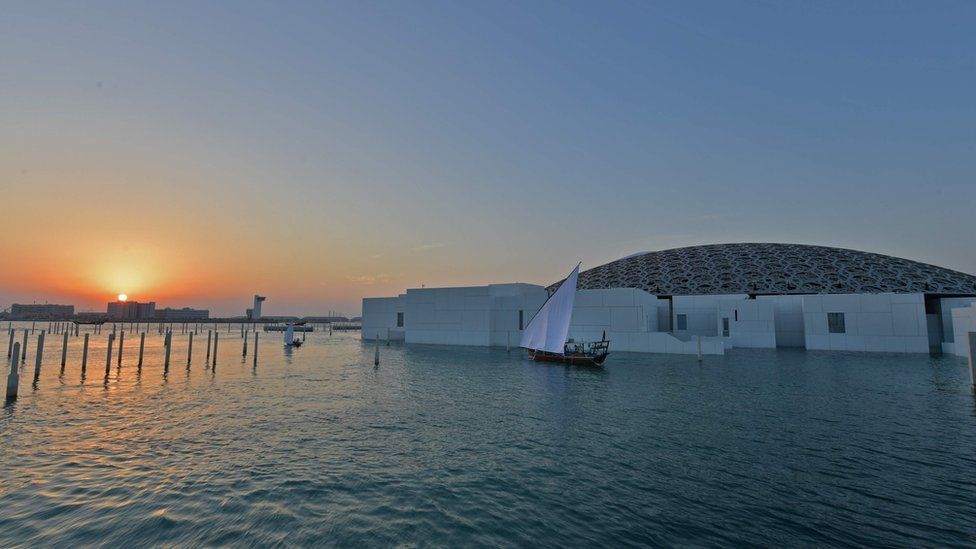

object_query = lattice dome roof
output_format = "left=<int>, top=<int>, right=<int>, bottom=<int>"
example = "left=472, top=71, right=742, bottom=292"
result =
left=557, top=243, right=976, bottom=296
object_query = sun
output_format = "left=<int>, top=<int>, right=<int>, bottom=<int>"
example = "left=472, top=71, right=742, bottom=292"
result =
left=118, top=294, right=128, bottom=302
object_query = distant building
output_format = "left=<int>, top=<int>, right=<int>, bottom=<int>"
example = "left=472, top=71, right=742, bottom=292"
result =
left=247, top=295, right=266, bottom=320
left=10, top=303, right=74, bottom=319
left=107, top=300, right=156, bottom=320
left=155, top=307, right=210, bottom=320
left=302, top=316, right=349, bottom=323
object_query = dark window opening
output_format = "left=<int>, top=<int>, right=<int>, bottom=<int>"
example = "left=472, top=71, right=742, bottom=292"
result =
left=519, top=310, right=524, bottom=330
left=676, top=314, right=687, bottom=331
left=722, top=318, right=730, bottom=337
left=396, top=312, right=404, bottom=327
left=827, top=312, right=845, bottom=334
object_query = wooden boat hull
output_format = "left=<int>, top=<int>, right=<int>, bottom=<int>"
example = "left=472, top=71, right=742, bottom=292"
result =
left=528, top=349, right=608, bottom=366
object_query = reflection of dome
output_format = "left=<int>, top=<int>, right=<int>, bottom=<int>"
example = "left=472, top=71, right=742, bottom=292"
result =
left=557, top=243, right=976, bottom=296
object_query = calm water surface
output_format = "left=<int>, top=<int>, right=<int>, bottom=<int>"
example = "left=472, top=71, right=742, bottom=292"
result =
left=2, top=322, right=976, bottom=547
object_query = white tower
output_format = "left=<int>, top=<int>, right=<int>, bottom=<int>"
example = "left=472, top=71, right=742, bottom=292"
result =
left=251, top=295, right=266, bottom=320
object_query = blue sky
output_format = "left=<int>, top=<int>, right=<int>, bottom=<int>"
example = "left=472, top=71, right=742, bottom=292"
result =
left=1, top=1, right=974, bottom=314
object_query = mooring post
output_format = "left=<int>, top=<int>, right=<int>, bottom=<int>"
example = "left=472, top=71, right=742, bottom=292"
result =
left=374, top=333, right=380, bottom=366
left=697, top=335, right=702, bottom=362
left=6, top=342, right=20, bottom=399
left=253, top=332, right=259, bottom=367
left=61, top=330, right=69, bottom=370
left=7, top=329, right=14, bottom=358
left=21, top=329, right=28, bottom=360
left=206, top=330, right=212, bottom=362
left=187, top=331, right=193, bottom=366
left=105, top=333, right=114, bottom=376
left=81, top=333, right=89, bottom=373
left=212, top=332, right=219, bottom=368
left=33, top=331, right=45, bottom=381
left=243, top=332, right=248, bottom=356
left=138, top=332, right=145, bottom=368
left=164, top=332, right=172, bottom=371
left=31, top=321, right=35, bottom=334
left=117, top=330, right=125, bottom=366
left=968, top=332, right=976, bottom=389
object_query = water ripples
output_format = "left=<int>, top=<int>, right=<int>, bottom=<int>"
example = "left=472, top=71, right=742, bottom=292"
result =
left=2, top=327, right=976, bottom=546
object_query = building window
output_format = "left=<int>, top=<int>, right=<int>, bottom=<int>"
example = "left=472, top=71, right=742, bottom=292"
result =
left=396, top=312, right=404, bottom=327
left=827, top=312, right=845, bottom=334
left=676, top=314, right=687, bottom=331
left=734, top=309, right=738, bottom=322
left=722, top=317, right=730, bottom=337
left=519, top=310, right=524, bottom=330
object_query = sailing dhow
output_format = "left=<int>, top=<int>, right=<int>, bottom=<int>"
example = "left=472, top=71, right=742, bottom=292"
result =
left=283, top=324, right=303, bottom=347
left=520, top=263, right=610, bottom=366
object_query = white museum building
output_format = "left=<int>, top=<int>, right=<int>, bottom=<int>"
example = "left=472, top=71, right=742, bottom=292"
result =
left=362, top=244, right=976, bottom=359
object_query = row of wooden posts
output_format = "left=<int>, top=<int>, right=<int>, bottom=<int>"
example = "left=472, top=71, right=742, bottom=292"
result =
left=5, top=327, right=261, bottom=400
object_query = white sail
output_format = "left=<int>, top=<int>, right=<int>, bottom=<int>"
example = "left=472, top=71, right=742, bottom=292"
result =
left=520, top=263, right=580, bottom=354
left=284, top=324, right=295, bottom=345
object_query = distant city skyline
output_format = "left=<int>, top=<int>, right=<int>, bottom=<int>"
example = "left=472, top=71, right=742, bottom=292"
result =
left=2, top=2, right=974, bottom=316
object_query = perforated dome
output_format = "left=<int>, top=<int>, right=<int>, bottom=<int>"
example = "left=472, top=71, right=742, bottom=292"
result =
left=559, top=243, right=976, bottom=296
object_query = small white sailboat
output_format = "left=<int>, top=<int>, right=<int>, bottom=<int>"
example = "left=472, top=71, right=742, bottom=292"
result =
left=520, top=263, right=609, bottom=366
left=283, top=324, right=303, bottom=347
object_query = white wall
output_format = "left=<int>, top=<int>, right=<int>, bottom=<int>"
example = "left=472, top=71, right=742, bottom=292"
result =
left=404, top=286, right=492, bottom=346
left=802, top=293, right=929, bottom=353
left=673, top=294, right=748, bottom=338
left=758, top=295, right=806, bottom=348
left=950, top=303, right=976, bottom=359
left=488, top=284, right=548, bottom=347
left=361, top=296, right=404, bottom=341
left=939, top=297, right=976, bottom=347
left=717, top=299, right=776, bottom=349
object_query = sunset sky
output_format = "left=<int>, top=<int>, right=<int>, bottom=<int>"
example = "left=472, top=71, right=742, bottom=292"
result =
left=2, top=2, right=975, bottom=316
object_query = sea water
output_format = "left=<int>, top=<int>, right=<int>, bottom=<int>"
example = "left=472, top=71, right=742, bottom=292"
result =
left=1, top=322, right=975, bottom=546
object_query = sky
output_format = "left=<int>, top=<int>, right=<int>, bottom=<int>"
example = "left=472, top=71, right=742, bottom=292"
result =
left=1, top=1, right=974, bottom=316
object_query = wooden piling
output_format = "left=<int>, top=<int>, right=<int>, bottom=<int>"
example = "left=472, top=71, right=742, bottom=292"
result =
left=374, top=333, right=380, bottom=366
left=34, top=331, right=45, bottom=381
left=138, top=332, right=145, bottom=368
left=187, top=331, right=193, bottom=366
left=6, top=342, right=20, bottom=399
left=117, top=330, right=125, bottom=366
left=242, top=333, right=248, bottom=356
left=206, top=330, right=212, bottom=362
left=21, top=329, right=28, bottom=360
left=105, top=333, right=114, bottom=376
left=61, top=331, right=69, bottom=370
left=212, top=333, right=218, bottom=368
left=81, top=333, right=89, bottom=373
left=164, top=332, right=172, bottom=371
left=7, top=329, right=13, bottom=358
